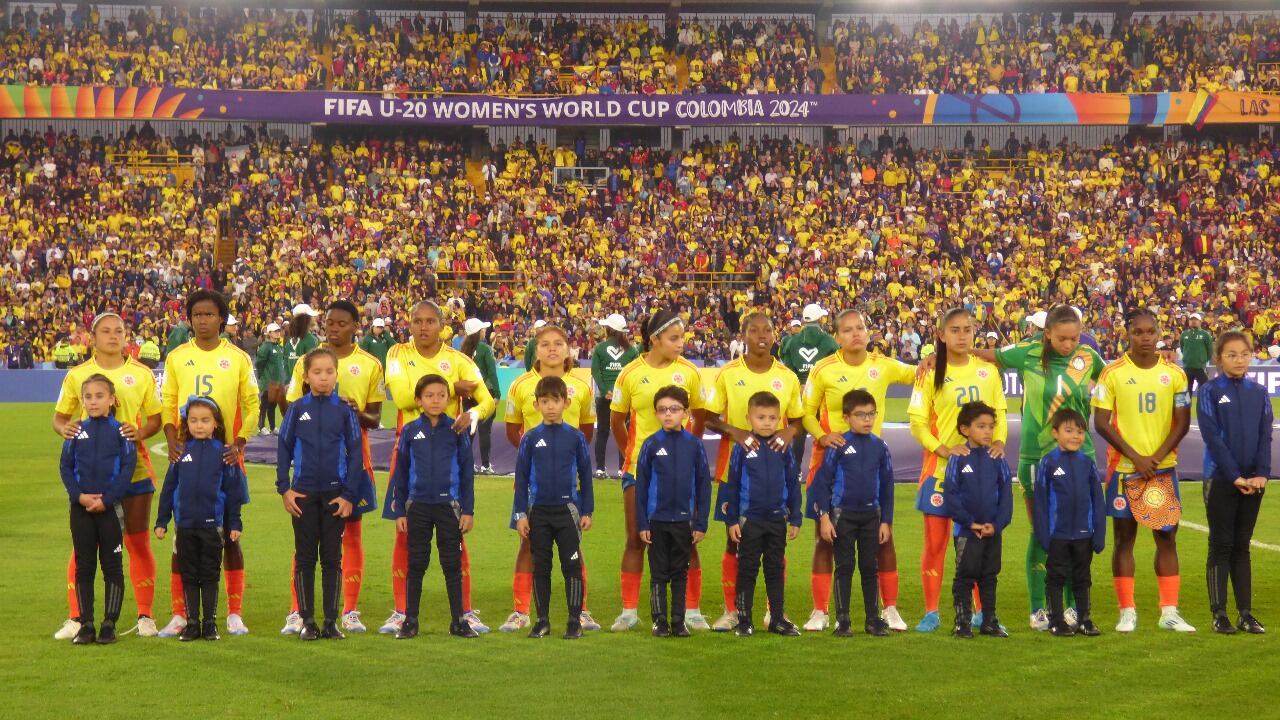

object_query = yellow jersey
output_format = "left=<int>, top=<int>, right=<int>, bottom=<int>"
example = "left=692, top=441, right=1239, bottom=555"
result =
left=161, top=339, right=261, bottom=443
left=384, top=342, right=495, bottom=425
left=908, top=357, right=1008, bottom=481
left=704, top=357, right=803, bottom=481
left=803, top=351, right=916, bottom=437
left=505, top=370, right=596, bottom=432
left=1092, top=354, right=1189, bottom=473
left=610, top=355, right=704, bottom=476
left=286, top=346, right=385, bottom=411
left=56, top=357, right=162, bottom=483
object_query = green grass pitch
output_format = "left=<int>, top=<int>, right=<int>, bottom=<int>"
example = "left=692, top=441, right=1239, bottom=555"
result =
left=2, top=400, right=1277, bottom=719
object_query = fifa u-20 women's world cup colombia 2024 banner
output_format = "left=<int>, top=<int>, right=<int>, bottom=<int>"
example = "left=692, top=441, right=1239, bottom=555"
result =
left=1, top=85, right=1277, bottom=127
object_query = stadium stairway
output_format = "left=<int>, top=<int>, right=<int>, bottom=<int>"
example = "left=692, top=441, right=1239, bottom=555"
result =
left=819, top=46, right=836, bottom=93
left=676, top=56, right=690, bottom=91
left=466, top=158, right=488, bottom=193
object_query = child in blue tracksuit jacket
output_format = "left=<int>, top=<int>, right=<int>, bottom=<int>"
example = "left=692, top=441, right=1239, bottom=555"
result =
left=634, top=386, right=712, bottom=637
left=512, top=376, right=594, bottom=639
left=1196, top=331, right=1274, bottom=633
left=1034, top=408, right=1106, bottom=637
left=388, top=374, right=476, bottom=640
left=154, top=396, right=246, bottom=641
left=942, top=402, right=1013, bottom=638
left=808, top=389, right=895, bottom=636
left=276, top=349, right=366, bottom=640
left=720, top=392, right=802, bottom=636
left=59, top=374, right=137, bottom=644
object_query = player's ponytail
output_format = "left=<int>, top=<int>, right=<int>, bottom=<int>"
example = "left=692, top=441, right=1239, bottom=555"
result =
left=934, top=307, right=971, bottom=390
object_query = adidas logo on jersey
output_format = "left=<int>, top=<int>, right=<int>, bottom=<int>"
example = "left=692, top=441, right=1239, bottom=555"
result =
left=746, top=450, right=759, bottom=459
left=299, top=412, right=312, bottom=421
left=185, top=360, right=195, bottom=367
left=1218, top=395, right=1231, bottom=405
left=962, top=464, right=974, bottom=473
left=656, top=448, right=668, bottom=457
left=843, top=445, right=857, bottom=455
left=1054, top=467, right=1066, bottom=476
left=75, top=430, right=89, bottom=440
left=735, top=379, right=746, bottom=387
left=837, top=375, right=848, bottom=383
left=413, top=431, right=426, bottom=440
left=1126, top=378, right=1138, bottom=385
left=535, top=439, right=547, bottom=448
left=181, top=454, right=193, bottom=463
left=640, top=377, right=651, bottom=385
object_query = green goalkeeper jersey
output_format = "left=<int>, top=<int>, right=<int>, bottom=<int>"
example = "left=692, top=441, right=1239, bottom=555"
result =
left=996, top=338, right=1106, bottom=460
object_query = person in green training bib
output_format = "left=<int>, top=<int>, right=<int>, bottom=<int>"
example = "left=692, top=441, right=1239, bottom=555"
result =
left=359, top=317, right=396, bottom=369
left=971, top=305, right=1105, bottom=631
left=284, top=303, right=321, bottom=377
left=779, top=303, right=839, bottom=466
left=590, top=314, right=639, bottom=478
left=461, top=317, right=501, bottom=474
left=254, top=322, right=288, bottom=434
left=1179, top=312, right=1213, bottom=395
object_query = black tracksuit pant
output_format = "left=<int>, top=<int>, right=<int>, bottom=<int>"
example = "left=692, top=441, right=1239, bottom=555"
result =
left=953, top=533, right=1002, bottom=620
left=177, top=527, right=224, bottom=624
left=647, top=520, right=693, bottom=624
left=70, top=502, right=125, bottom=625
left=530, top=504, right=584, bottom=624
left=1045, top=538, right=1093, bottom=624
left=1204, top=480, right=1264, bottom=615
left=735, top=518, right=787, bottom=623
left=292, top=489, right=345, bottom=623
left=832, top=509, right=880, bottom=623
left=594, top=397, right=622, bottom=473
left=405, top=501, right=464, bottom=623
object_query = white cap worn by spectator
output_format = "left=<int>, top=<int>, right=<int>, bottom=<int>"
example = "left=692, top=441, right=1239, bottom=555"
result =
left=372, top=318, right=385, bottom=328
left=226, top=315, right=238, bottom=326
left=464, top=318, right=491, bottom=336
left=802, top=303, right=828, bottom=323
left=986, top=331, right=998, bottom=339
left=264, top=322, right=282, bottom=333
left=599, top=314, right=628, bottom=333
left=291, top=303, right=320, bottom=317
left=789, top=319, right=801, bottom=327
left=1157, top=341, right=1167, bottom=350
left=1190, top=312, right=1203, bottom=320
left=1026, top=311, right=1048, bottom=329
left=533, top=319, right=547, bottom=330
left=1270, top=345, right=1280, bottom=360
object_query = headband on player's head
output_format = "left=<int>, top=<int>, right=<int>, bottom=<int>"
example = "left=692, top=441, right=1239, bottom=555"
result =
left=180, top=395, right=222, bottom=420
left=91, top=312, right=124, bottom=332
left=650, top=316, right=683, bottom=338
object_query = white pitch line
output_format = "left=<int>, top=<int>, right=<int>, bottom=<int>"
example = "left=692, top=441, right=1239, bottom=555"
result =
left=1180, top=520, right=1280, bottom=553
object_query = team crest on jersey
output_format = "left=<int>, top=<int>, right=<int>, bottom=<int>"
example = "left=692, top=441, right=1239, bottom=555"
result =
left=672, top=372, right=686, bottom=385
left=1113, top=496, right=1127, bottom=511
left=439, top=361, right=452, bottom=373
left=567, top=385, right=577, bottom=397
left=771, top=378, right=784, bottom=392
left=1072, top=356, right=1086, bottom=371
left=930, top=493, right=944, bottom=507
left=868, top=368, right=881, bottom=381
left=977, top=368, right=989, bottom=380
left=349, top=365, right=361, bottom=376
left=218, top=358, right=231, bottom=371
left=1159, top=374, right=1171, bottom=386
left=122, top=374, right=135, bottom=387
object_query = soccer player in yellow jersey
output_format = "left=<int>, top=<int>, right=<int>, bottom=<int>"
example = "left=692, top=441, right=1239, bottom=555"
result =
left=609, top=309, right=706, bottom=631
left=1092, top=309, right=1193, bottom=633
left=52, top=313, right=163, bottom=640
left=802, top=309, right=917, bottom=632
left=159, top=290, right=260, bottom=637
left=279, top=301, right=383, bottom=635
left=703, top=312, right=803, bottom=632
left=378, top=300, right=496, bottom=636
left=908, top=308, right=1007, bottom=633
left=498, top=324, right=599, bottom=633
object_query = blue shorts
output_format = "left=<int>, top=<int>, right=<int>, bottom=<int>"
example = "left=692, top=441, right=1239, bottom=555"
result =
left=1106, top=469, right=1180, bottom=521
left=351, top=470, right=378, bottom=518
left=914, top=476, right=951, bottom=517
left=124, top=478, right=156, bottom=497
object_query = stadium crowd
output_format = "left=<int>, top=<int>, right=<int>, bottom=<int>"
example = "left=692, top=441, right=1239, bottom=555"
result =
left=2, top=118, right=1280, bottom=368
left=1, top=6, right=1277, bottom=94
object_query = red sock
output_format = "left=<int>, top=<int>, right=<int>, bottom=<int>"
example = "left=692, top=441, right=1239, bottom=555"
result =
left=289, top=555, right=300, bottom=614
left=721, top=552, right=737, bottom=612
left=811, top=572, right=832, bottom=614
left=1157, top=575, right=1180, bottom=608
left=621, top=571, right=643, bottom=611
left=342, top=521, right=364, bottom=614
left=170, top=551, right=185, bottom=617
left=972, top=585, right=982, bottom=613
left=921, top=515, right=950, bottom=614
left=581, top=557, right=590, bottom=612
left=878, top=570, right=899, bottom=608
left=123, top=531, right=156, bottom=618
left=67, top=553, right=80, bottom=619
left=1114, top=576, right=1136, bottom=609
left=225, top=569, right=245, bottom=616
left=513, top=571, right=533, bottom=614
left=460, top=540, right=472, bottom=611
left=686, top=567, right=702, bottom=610
left=392, top=530, right=408, bottom=612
